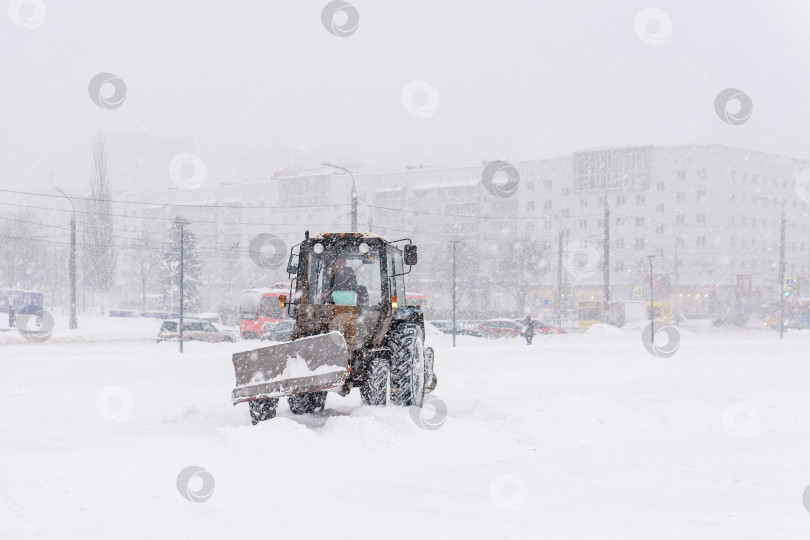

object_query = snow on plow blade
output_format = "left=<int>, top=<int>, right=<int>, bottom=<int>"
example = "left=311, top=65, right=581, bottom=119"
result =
left=231, top=331, right=350, bottom=404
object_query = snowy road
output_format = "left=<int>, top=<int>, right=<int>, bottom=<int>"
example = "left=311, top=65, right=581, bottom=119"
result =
left=2, top=319, right=810, bottom=538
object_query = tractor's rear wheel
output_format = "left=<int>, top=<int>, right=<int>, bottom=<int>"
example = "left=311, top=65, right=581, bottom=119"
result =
left=249, top=398, right=278, bottom=425
left=389, top=324, right=426, bottom=407
left=287, top=392, right=327, bottom=415
left=360, top=356, right=389, bottom=406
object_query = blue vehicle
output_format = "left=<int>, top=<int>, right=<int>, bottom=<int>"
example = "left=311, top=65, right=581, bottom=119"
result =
left=0, top=289, right=44, bottom=322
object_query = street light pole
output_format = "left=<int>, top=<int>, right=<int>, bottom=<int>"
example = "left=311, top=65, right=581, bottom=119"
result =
left=779, top=201, right=786, bottom=340
left=648, top=255, right=655, bottom=345
left=56, top=187, right=77, bottom=330
left=450, top=240, right=459, bottom=348
left=176, top=217, right=189, bottom=353
left=322, top=161, right=357, bottom=232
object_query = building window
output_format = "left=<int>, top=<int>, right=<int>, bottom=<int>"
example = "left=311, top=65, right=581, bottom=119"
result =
left=636, top=194, right=645, bottom=205
left=696, top=214, right=706, bottom=224
left=635, top=217, right=645, bottom=226
left=696, top=236, right=706, bottom=246
left=562, top=208, right=570, bottom=217
left=676, top=192, right=686, bottom=202
left=696, top=191, right=706, bottom=200
left=634, top=238, right=645, bottom=250
left=527, top=180, right=535, bottom=191
left=616, top=195, right=625, bottom=206
left=544, top=220, right=552, bottom=230
left=656, top=181, right=666, bottom=191
left=656, top=203, right=665, bottom=213
left=579, top=219, right=588, bottom=228
left=544, top=200, right=552, bottom=210
left=562, top=187, right=570, bottom=196
left=656, top=248, right=664, bottom=257
left=544, top=180, right=553, bottom=190
left=616, top=239, right=625, bottom=249
left=676, top=215, right=685, bottom=225
left=697, top=169, right=707, bottom=180
left=677, top=170, right=686, bottom=181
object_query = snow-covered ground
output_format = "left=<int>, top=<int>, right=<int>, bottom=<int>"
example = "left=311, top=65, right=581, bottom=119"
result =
left=2, top=316, right=810, bottom=539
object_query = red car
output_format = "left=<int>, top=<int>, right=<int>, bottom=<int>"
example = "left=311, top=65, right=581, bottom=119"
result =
left=530, top=320, right=567, bottom=335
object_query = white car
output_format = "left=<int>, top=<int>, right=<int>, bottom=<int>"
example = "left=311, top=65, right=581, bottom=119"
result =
left=157, top=319, right=238, bottom=343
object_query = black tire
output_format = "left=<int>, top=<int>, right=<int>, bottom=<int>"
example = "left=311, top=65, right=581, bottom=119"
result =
left=360, top=356, right=389, bottom=406
left=249, top=398, right=278, bottom=425
left=287, top=392, right=327, bottom=415
left=389, top=324, right=426, bottom=407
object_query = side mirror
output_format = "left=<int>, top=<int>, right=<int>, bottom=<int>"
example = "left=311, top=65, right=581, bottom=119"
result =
left=404, top=244, right=418, bottom=266
left=286, top=255, right=298, bottom=275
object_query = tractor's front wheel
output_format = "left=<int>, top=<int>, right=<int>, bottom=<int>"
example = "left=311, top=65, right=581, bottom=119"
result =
left=249, top=398, right=278, bottom=425
left=287, top=392, right=328, bottom=415
left=360, top=356, right=389, bottom=406
left=389, top=324, right=426, bottom=407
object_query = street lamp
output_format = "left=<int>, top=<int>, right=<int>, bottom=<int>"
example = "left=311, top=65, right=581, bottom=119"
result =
left=55, top=187, right=77, bottom=330
left=322, top=161, right=358, bottom=232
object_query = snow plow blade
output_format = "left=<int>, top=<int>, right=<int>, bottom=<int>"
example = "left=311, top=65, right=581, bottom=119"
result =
left=231, top=332, right=350, bottom=404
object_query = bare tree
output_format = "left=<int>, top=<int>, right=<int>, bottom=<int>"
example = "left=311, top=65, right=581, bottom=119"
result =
left=81, top=134, right=117, bottom=306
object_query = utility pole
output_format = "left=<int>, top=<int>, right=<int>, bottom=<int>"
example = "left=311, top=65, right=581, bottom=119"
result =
left=779, top=202, right=786, bottom=340
left=450, top=240, right=459, bottom=347
left=322, top=161, right=357, bottom=232
left=176, top=217, right=189, bottom=353
left=603, top=202, right=610, bottom=322
left=648, top=255, right=655, bottom=345
left=56, top=187, right=78, bottom=329
left=556, top=229, right=564, bottom=327
left=69, top=215, right=77, bottom=329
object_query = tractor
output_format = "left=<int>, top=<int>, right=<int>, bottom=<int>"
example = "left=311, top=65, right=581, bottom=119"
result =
left=231, top=231, right=437, bottom=424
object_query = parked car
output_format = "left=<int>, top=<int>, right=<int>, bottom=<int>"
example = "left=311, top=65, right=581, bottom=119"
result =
left=513, top=318, right=567, bottom=335
left=475, top=318, right=525, bottom=338
left=260, top=319, right=295, bottom=342
left=157, top=319, right=237, bottom=343
left=427, top=320, right=487, bottom=338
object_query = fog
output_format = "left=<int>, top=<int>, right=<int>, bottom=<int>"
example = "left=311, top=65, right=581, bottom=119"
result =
left=2, top=0, right=809, bottom=191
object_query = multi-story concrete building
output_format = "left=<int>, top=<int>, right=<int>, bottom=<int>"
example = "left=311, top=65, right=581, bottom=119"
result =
left=56, top=143, right=810, bottom=321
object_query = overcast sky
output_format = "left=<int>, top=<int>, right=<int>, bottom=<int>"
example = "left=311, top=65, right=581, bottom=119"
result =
left=2, top=0, right=809, bottom=192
